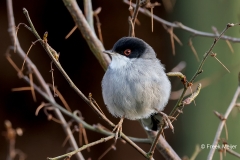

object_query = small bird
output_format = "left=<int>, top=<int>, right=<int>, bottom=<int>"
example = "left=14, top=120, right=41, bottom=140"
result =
left=102, top=37, right=171, bottom=139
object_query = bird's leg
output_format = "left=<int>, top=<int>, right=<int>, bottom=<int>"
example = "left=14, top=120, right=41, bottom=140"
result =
left=159, top=111, right=175, bottom=133
left=112, top=116, right=124, bottom=141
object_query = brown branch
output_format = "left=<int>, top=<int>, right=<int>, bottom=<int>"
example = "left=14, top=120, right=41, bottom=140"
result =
left=6, top=1, right=84, bottom=159
left=22, top=6, right=152, bottom=159
left=188, top=37, right=200, bottom=62
left=207, top=83, right=240, bottom=159
left=146, top=131, right=181, bottom=160
left=212, top=26, right=234, bottom=53
left=47, top=135, right=114, bottom=160
left=65, top=25, right=77, bottom=39
left=168, top=23, right=237, bottom=124
left=48, top=84, right=72, bottom=112
left=61, top=1, right=182, bottom=159
left=129, top=0, right=141, bottom=37
left=190, top=23, right=237, bottom=83
left=226, top=148, right=240, bottom=158
left=62, top=0, right=110, bottom=70
left=83, top=0, right=94, bottom=32
left=124, top=0, right=240, bottom=42
left=93, top=7, right=103, bottom=44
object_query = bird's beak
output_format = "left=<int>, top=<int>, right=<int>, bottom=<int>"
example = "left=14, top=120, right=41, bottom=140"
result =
left=103, top=50, right=114, bottom=56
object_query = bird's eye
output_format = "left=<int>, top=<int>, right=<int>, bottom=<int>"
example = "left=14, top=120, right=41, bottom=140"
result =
left=124, top=49, right=131, bottom=56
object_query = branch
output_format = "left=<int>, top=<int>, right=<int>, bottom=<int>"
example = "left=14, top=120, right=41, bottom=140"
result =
left=207, top=83, right=240, bottom=159
left=123, top=0, right=240, bottom=42
left=18, top=72, right=152, bottom=157
left=22, top=8, right=150, bottom=159
left=170, top=23, right=238, bottom=117
left=83, top=0, right=94, bottom=32
left=22, top=8, right=114, bottom=127
left=62, top=0, right=110, bottom=70
left=129, top=0, right=140, bottom=37
left=146, top=131, right=181, bottom=160
left=14, top=71, right=151, bottom=144
left=6, top=0, right=84, bottom=160
left=226, top=148, right=240, bottom=158
left=48, top=135, right=114, bottom=160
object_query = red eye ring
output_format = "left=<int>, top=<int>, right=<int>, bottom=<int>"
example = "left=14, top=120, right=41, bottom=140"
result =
left=124, top=49, right=131, bottom=56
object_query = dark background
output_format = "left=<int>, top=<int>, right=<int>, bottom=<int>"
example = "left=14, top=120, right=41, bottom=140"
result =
left=1, top=0, right=240, bottom=160
left=0, top=0, right=171, bottom=160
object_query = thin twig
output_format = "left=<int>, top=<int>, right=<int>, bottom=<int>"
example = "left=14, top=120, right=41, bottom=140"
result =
left=190, top=23, right=236, bottom=83
left=212, top=26, right=234, bottom=53
left=98, top=144, right=116, bottom=160
left=145, top=131, right=181, bottom=160
left=65, top=25, right=78, bottom=39
left=6, top=1, right=84, bottom=159
left=8, top=65, right=152, bottom=145
left=12, top=87, right=31, bottom=91
left=29, top=72, right=37, bottom=102
left=210, top=52, right=230, bottom=73
left=188, top=37, right=200, bottom=62
left=226, top=148, right=240, bottom=158
left=48, top=84, right=72, bottom=112
left=23, top=8, right=113, bottom=126
left=207, top=85, right=240, bottom=160
left=129, top=0, right=140, bottom=37
left=93, top=7, right=103, bottom=44
left=124, top=0, right=240, bottom=42
left=190, top=145, right=201, bottom=160
left=22, top=8, right=152, bottom=159
left=35, top=102, right=47, bottom=116
left=48, top=135, right=114, bottom=160
left=170, top=23, right=237, bottom=118
left=21, top=39, right=41, bottom=72
left=62, top=0, right=110, bottom=70
left=50, top=61, right=58, bottom=97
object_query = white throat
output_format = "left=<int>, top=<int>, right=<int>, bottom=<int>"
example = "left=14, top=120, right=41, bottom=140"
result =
left=109, top=54, right=132, bottom=69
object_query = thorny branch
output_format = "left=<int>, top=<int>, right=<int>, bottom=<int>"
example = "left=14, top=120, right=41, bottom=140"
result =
left=170, top=23, right=239, bottom=118
left=6, top=1, right=166, bottom=160
left=3, top=120, right=26, bottom=160
left=6, top=0, right=240, bottom=160
left=124, top=6, right=240, bottom=159
left=207, top=77, right=240, bottom=160
left=47, top=135, right=115, bottom=160
left=141, top=15, right=239, bottom=160
left=124, top=0, right=240, bottom=42
left=6, top=0, right=84, bottom=159
left=62, top=0, right=110, bottom=70
left=6, top=52, right=154, bottom=155
left=16, top=6, right=150, bottom=160
left=129, top=0, right=140, bottom=36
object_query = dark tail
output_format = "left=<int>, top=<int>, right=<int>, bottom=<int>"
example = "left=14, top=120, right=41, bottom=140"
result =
left=141, top=113, right=162, bottom=131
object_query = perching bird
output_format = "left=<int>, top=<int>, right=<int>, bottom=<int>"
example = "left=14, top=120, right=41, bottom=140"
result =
left=101, top=37, right=171, bottom=139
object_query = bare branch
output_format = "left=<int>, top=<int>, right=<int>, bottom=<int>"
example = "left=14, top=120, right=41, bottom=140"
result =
left=48, top=135, right=115, bottom=160
left=62, top=0, right=110, bottom=70
left=146, top=131, right=181, bottom=160
left=83, top=0, right=94, bottom=32
left=207, top=84, right=240, bottom=159
left=6, top=1, right=84, bottom=159
left=124, top=0, right=240, bottom=42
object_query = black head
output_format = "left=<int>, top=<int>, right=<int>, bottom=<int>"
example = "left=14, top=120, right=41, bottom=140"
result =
left=111, top=37, right=155, bottom=59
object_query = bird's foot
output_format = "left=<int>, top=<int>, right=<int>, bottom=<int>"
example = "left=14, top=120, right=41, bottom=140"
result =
left=112, top=117, right=124, bottom=141
left=159, top=112, right=175, bottom=133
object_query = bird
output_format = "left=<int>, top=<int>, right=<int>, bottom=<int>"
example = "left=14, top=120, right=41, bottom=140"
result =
left=101, top=37, right=171, bottom=139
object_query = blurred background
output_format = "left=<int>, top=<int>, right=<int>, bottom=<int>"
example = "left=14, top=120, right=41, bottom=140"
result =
left=1, top=0, right=240, bottom=159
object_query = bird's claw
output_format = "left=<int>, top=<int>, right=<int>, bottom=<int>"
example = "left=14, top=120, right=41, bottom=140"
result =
left=112, top=117, right=124, bottom=141
left=159, top=112, right=174, bottom=133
